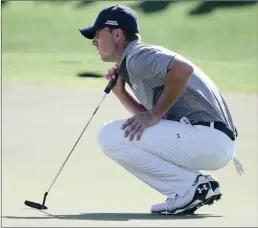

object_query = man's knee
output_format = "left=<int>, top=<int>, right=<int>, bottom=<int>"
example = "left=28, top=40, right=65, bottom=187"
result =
left=98, top=119, right=126, bottom=155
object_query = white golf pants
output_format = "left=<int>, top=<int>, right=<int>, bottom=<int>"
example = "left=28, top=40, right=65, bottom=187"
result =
left=98, top=118, right=236, bottom=198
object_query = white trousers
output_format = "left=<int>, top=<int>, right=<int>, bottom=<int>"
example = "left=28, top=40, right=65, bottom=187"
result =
left=98, top=119, right=235, bottom=198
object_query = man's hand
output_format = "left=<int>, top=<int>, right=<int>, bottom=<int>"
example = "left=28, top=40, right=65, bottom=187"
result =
left=105, top=64, right=126, bottom=95
left=121, top=111, right=160, bottom=141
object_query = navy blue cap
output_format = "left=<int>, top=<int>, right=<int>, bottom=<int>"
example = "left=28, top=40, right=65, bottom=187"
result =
left=79, top=5, right=139, bottom=39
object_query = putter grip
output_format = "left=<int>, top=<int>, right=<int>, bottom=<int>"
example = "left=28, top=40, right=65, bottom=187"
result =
left=104, top=73, right=119, bottom=94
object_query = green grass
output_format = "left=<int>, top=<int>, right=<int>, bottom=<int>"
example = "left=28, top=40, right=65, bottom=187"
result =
left=2, top=1, right=258, bottom=93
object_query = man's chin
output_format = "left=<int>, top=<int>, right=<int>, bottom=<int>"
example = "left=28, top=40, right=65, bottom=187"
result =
left=100, top=56, right=112, bottom=62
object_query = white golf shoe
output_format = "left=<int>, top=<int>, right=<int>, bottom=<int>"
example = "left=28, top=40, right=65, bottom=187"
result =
left=151, top=175, right=213, bottom=215
left=179, top=174, right=222, bottom=214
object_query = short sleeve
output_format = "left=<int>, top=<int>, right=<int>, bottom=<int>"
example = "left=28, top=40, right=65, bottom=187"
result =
left=127, top=46, right=175, bottom=87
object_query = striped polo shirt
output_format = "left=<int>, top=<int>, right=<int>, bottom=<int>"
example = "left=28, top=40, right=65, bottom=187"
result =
left=118, top=40, right=236, bottom=132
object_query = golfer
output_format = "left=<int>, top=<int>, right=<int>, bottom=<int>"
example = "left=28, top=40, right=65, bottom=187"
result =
left=79, top=5, right=244, bottom=215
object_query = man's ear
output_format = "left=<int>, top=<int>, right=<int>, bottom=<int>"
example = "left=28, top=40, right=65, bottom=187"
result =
left=115, top=28, right=123, bottom=39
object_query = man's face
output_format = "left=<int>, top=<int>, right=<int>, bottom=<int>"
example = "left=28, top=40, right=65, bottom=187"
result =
left=92, top=27, right=117, bottom=62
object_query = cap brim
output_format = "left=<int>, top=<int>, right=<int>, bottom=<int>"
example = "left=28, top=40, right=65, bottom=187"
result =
left=79, top=25, right=96, bottom=39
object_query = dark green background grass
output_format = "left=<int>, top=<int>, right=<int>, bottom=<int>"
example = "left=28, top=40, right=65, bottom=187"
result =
left=2, top=1, right=258, bottom=93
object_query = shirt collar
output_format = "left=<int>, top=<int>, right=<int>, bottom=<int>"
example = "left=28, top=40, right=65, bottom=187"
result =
left=119, top=40, right=140, bottom=64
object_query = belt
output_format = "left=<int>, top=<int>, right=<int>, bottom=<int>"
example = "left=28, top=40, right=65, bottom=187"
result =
left=193, top=121, right=237, bottom=141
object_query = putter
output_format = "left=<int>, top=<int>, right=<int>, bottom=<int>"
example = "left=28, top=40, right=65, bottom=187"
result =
left=24, top=73, right=119, bottom=210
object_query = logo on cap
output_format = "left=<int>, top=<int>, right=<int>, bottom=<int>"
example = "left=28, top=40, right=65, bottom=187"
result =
left=105, top=20, right=119, bottom=26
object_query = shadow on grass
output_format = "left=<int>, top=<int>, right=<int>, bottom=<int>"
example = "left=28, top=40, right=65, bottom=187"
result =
left=189, top=1, right=257, bottom=15
left=4, top=1, right=256, bottom=13
left=76, top=72, right=103, bottom=78
left=32, top=0, right=95, bottom=8
left=75, top=0, right=95, bottom=8
left=3, top=212, right=223, bottom=221
left=133, top=1, right=174, bottom=13
left=132, top=0, right=257, bottom=14
left=34, top=0, right=68, bottom=5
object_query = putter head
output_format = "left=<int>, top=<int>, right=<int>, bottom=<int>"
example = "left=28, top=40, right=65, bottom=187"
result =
left=24, top=200, right=48, bottom=210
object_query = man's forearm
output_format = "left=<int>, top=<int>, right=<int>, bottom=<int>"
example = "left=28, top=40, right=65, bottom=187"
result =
left=114, top=89, right=147, bottom=115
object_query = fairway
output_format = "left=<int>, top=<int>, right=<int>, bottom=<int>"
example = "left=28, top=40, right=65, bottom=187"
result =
left=2, top=84, right=258, bottom=227
left=2, top=1, right=258, bottom=92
